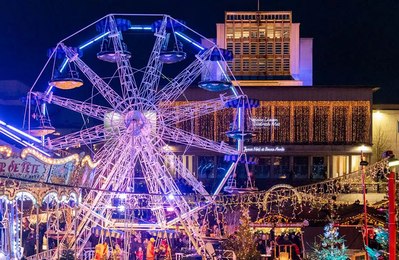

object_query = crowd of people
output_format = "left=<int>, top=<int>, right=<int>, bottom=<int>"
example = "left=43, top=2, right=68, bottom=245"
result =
left=87, top=230, right=193, bottom=260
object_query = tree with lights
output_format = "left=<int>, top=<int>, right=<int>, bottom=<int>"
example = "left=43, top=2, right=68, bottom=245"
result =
left=366, top=225, right=389, bottom=260
left=311, top=220, right=348, bottom=260
left=223, top=216, right=260, bottom=260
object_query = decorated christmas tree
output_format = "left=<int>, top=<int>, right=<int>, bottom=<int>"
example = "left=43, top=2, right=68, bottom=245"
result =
left=223, top=216, right=261, bottom=260
left=312, top=220, right=348, bottom=260
left=366, top=225, right=389, bottom=260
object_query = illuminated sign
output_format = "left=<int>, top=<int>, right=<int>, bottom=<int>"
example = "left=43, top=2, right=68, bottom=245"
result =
left=0, top=155, right=48, bottom=181
left=244, top=146, right=285, bottom=152
left=251, top=117, right=280, bottom=127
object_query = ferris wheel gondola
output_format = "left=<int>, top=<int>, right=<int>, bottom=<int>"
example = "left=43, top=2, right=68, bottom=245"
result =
left=153, top=19, right=188, bottom=64
left=47, top=46, right=84, bottom=90
left=198, top=48, right=234, bottom=92
left=96, top=18, right=132, bottom=63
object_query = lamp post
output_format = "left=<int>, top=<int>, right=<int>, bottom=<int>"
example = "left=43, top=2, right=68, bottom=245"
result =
left=360, top=151, right=369, bottom=260
left=388, top=158, right=399, bottom=260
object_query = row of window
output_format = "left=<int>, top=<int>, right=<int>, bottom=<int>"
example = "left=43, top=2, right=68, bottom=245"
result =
left=227, top=42, right=290, bottom=55
left=226, top=14, right=291, bottom=21
left=226, top=25, right=290, bottom=39
left=228, top=58, right=290, bottom=72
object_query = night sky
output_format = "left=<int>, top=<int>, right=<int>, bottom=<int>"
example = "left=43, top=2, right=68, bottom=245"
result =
left=0, top=0, right=398, bottom=103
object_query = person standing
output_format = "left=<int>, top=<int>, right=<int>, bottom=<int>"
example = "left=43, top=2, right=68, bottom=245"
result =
left=146, top=238, right=155, bottom=260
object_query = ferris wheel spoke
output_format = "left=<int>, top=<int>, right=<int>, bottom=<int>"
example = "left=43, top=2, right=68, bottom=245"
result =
left=138, top=136, right=206, bottom=252
left=45, top=124, right=124, bottom=150
left=160, top=126, right=238, bottom=155
left=139, top=16, right=167, bottom=102
left=107, top=15, right=139, bottom=101
left=162, top=94, right=239, bottom=126
left=33, top=92, right=114, bottom=121
left=155, top=46, right=215, bottom=108
left=60, top=43, right=124, bottom=108
left=68, top=136, right=136, bottom=255
left=152, top=136, right=214, bottom=201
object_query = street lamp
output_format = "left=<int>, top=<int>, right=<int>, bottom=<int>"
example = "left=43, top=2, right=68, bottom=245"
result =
left=387, top=157, right=398, bottom=260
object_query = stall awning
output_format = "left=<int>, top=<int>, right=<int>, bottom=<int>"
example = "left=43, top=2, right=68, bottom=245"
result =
left=91, top=227, right=124, bottom=239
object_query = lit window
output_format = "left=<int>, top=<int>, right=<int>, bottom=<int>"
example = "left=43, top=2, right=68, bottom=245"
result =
left=259, top=43, right=266, bottom=55
left=251, top=43, right=257, bottom=55
left=234, top=26, right=242, bottom=39
left=267, top=42, right=274, bottom=55
left=243, top=43, right=250, bottom=55
left=259, top=58, right=266, bottom=72
left=275, top=26, right=282, bottom=38
left=250, top=27, right=258, bottom=38
left=283, top=42, right=290, bottom=54
left=243, top=27, right=250, bottom=38
left=267, top=25, right=273, bottom=38
left=259, top=28, right=266, bottom=38
left=234, top=43, right=241, bottom=55
left=275, top=43, right=282, bottom=55
left=283, top=26, right=290, bottom=38
left=226, top=26, right=233, bottom=39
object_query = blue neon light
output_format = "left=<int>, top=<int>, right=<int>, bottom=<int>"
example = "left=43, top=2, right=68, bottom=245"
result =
left=94, top=31, right=110, bottom=41
left=0, top=120, right=6, bottom=126
left=42, top=104, right=46, bottom=117
left=214, top=163, right=235, bottom=193
left=59, top=58, right=69, bottom=73
left=216, top=61, right=229, bottom=80
left=130, top=26, right=152, bottom=30
left=79, top=40, right=94, bottom=50
left=46, top=85, right=54, bottom=95
left=79, top=31, right=111, bottom=50
left=0, top=126, right=22, bottom=141
left=0, top=129, right=25, bottom=146
left=238, top=107, right=242, bottom=129
left=7, top=125, right=41, bottom=143
left=175, top=32, right=205, bottom=50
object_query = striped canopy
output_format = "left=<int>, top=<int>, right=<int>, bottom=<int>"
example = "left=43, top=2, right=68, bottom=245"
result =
left=91, top=227, right=124, bottom=239
left=224, top=154, right=259, bottom=164
left=148, top=230, right=179, bottom=239
left=47, top=46, right=83, bottom=59
left=152, top=19, right=186, bottom=32
left=225, top=98, right=260, bottom=108
left=96, top=18, right=132, bottom=32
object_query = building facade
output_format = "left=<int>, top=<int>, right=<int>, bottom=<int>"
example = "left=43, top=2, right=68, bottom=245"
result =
left=216, top=11, right=313, bottom=86
left=371, top=105, right=399, bottom=163
left=168, top=11, right=374, bottom=189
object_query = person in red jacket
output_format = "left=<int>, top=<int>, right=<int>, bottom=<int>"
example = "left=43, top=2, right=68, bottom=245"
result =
left=136, top=247, right=144, bottom=260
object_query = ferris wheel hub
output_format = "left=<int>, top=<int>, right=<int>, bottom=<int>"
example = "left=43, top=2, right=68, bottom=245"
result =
left=124, top=110, right=152, bottom=136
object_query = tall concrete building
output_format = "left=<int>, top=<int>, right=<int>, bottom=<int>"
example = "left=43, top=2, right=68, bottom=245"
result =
left=215, top=11, right=313, bottom=86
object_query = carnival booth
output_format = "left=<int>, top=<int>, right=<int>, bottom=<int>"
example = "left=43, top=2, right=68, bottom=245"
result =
left=250, top=215, right=308, bottom=260
left=0, top=145, right=97, bottom=259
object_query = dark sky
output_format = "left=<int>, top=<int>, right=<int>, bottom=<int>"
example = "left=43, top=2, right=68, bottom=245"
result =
left=0, top=0, right=398, bottom=103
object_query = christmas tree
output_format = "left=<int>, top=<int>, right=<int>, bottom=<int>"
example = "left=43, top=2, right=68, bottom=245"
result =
left=312, top=220, right=348, bottom=260
left=366, top=225, right=388, bottom=260
left=223, top=216, right=261, bottom=260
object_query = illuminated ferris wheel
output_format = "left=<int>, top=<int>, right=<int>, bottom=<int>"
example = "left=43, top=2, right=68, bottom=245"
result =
left=26, top=14, right=256, bottom=257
